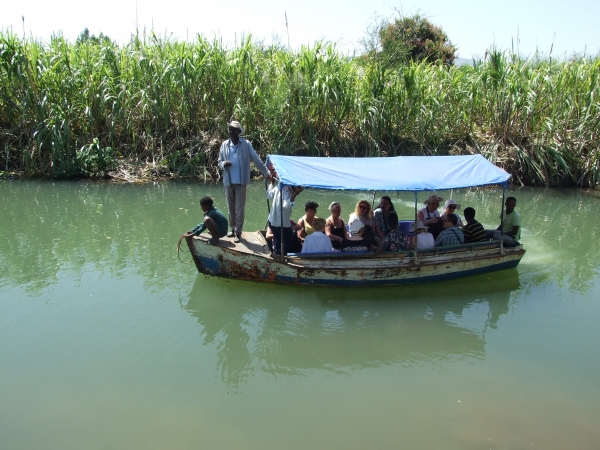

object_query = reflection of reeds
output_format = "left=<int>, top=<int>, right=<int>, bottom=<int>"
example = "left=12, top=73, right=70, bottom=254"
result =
left=1, top=32, right=599, bottom=185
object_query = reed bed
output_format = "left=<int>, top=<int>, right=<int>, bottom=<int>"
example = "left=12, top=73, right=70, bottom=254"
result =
left=0, top=30, right=598, bottom=186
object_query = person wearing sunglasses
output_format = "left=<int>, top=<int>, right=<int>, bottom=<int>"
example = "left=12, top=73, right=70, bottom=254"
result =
left=348, top=200, right=375, bottom=245
left=440, top=199, right=464, bottom=227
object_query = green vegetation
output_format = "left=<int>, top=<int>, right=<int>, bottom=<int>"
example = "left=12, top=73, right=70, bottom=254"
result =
left=0, top=29, right=599, bottom=186
left=361, top=14, right=456, bottom=67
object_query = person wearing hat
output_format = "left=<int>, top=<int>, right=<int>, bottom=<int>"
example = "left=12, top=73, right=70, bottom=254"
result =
left=341, top=216, right=375, bottom=252
left=217, top=120, right=270, bottom=243
left=417, top=195, right=444, bottom=239
left=440, top=199, right=464, bottom=227
left=407, top=220, right=435, bottom=250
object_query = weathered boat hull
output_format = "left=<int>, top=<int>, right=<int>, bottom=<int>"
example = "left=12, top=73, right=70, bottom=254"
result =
left=185, top=232, right=525, bottom=287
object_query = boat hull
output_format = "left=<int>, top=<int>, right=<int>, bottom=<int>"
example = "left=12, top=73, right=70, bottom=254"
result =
left=185, top=232, right=525, bottom=287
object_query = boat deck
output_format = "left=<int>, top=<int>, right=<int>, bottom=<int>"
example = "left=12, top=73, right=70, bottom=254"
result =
left=192, top=231, right=516, bottom=262
left=192, top=231, right=270, bottom=255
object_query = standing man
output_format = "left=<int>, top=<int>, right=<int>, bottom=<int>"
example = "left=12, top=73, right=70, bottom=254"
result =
left=217, top=120, right=270, bottom=243
left=486, top=197, right=522, bottom=247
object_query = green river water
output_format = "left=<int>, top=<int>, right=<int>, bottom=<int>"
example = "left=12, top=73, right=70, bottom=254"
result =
left=1, top=180, right=599, bottom=450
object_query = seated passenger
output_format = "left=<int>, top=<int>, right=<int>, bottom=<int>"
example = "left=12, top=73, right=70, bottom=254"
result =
left=348, top=200, right=375, bottom=245
left=407, top=220, right=435, bottom=250
left=373, top=196, right=395, bottom=242
left=297, top=201, right=319, bottom=244
left=434, top=214, right=465, bottom=247
left=376, top=212, right=408, bottom=253
left=440, top=199, right=464, bottom=227
left=462, top=207, right=487, bottom=243
left=417, top=195, right=444, bottom=239
left=341, top=219, right=375, bottom=252
left=266, top=220, right=303, bottom=253
left=485, top=197, right=521, bottom=247
left=325, top=202, right=349, bottom=250
left=186, top=196, right=229, bottom=245
left=301, top=218, right=332, bottom=253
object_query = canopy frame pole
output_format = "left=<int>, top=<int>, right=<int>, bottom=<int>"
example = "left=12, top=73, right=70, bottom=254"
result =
left=280, top=186, right=285, bottom=258
left=264, top=180, right=271, bottom=230
left=413, top=191, right=418, bottom=263
left=500, top=187, right=506, bottom=254
left=372, top=190, right=377, bottom=210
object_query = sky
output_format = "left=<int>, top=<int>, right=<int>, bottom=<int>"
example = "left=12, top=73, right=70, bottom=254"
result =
left=2, top=0, right=599, bottom=58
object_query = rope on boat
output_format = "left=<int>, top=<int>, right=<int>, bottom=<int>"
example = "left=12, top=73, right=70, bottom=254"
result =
left=177, top=234, right=193, bottom=264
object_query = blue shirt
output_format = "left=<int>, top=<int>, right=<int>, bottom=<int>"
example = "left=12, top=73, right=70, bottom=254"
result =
left=228, top=143, right=242, bottom=184
left=435, top=226, right=465, bottom=247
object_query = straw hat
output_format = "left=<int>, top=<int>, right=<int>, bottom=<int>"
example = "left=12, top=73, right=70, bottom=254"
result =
left=410, top=220, right=429, bottom=232
left=227, top=120, right=244, bottom=135
left=444, top=199, right=461, bottom=211
left=424, top=195, right=443, bottom=205
left=349, top=218, right=364, bottom=234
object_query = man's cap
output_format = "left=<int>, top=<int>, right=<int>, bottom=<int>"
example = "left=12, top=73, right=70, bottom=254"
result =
left=228, top=121, right=244, bottom=135
left=411, top=220, right=428, bottom=231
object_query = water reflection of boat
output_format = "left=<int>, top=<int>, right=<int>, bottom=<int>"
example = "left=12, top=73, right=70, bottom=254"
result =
left=184, top=155, right=525, bottom=286
left=182, top=270, right=520, bottom=386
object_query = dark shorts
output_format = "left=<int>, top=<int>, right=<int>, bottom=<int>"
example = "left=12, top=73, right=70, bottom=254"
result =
left=206, top=217, right=228, bottom=237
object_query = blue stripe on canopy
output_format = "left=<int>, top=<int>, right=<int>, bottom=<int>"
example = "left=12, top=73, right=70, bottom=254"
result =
left=266, top=155, right=511, bottom=191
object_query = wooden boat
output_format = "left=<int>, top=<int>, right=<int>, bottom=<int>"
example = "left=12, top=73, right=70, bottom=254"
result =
left=184, top=155, right=525, bottom=287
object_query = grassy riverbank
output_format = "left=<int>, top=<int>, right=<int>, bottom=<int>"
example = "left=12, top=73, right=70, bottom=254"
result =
left=1, top=31, right=599, bottom=186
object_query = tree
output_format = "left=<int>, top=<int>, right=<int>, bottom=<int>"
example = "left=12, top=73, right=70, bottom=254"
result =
left=75, top=28, right=112, bottom=46
left=361, top=13, right=456, bottom=67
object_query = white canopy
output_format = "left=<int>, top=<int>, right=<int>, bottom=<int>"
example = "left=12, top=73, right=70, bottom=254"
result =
left=267, top=154, right=511, bottom=191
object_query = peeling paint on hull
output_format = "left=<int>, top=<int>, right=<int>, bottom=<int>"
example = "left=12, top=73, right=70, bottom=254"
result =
left=185, top=232, right=525, bottom=287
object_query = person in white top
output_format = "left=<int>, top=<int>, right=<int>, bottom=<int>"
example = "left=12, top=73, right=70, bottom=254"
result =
left=348, top=200, right=375, bottom=245
left=440, top=199, right=464, bottom=227
left=301, top=218, right=332, bottom=253
left=266, top=165, right=303, bottom=255
left=407, top=220, right=435, bottom=250
left=417, top=195, right=444, bottom=239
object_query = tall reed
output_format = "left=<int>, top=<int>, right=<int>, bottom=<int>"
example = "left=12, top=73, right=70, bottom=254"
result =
left=0, top=30, right=598, bottom=186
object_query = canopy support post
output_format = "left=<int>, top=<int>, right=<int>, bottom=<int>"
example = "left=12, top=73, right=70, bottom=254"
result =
left=264, top=180, right=271, bottom=230
left=280, top=186, right=285, bottom=258
left=372, top=190, right=377, bottom=209
left=500, top=187, right=506, bottom=254
left=413, top=191, right=418, bottom=263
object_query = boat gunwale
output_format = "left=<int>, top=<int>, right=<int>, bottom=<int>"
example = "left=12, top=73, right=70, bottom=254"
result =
left=188, top=233, right=524, bottom=267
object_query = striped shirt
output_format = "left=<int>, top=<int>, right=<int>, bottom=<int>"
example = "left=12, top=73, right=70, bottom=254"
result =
left=463, top=220, right=487, bottom=243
